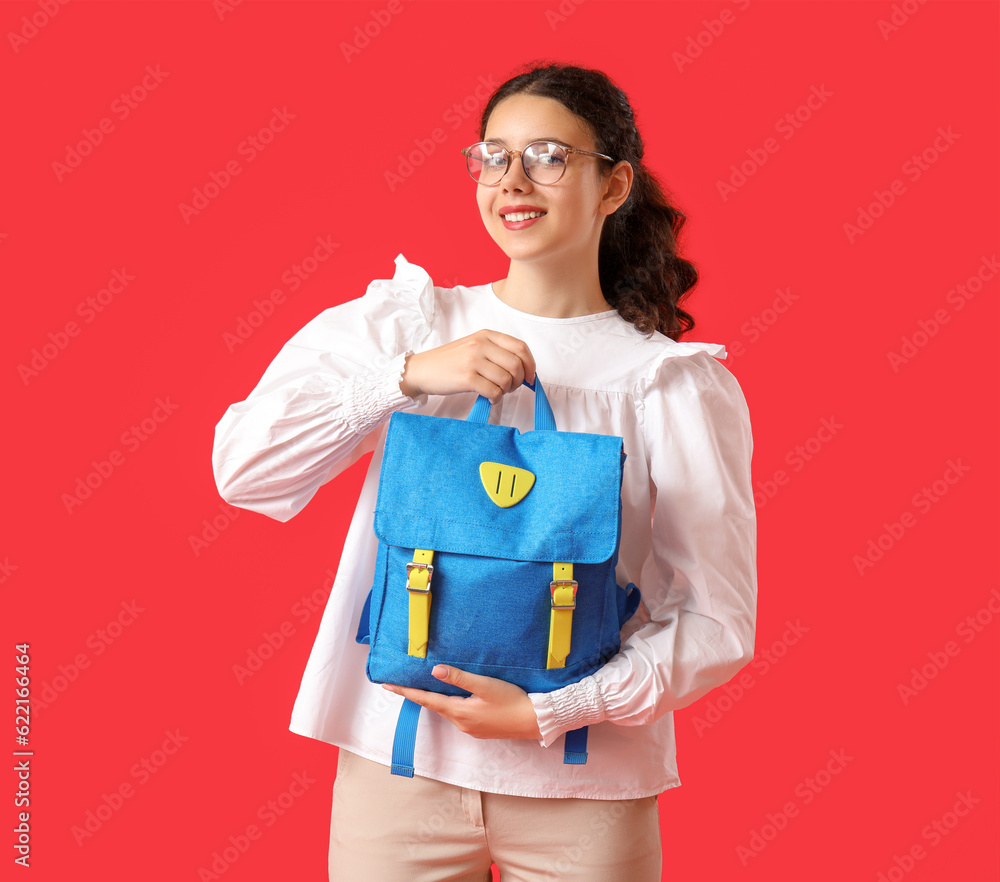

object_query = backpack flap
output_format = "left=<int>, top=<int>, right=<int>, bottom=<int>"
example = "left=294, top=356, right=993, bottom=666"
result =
left=374, top=411, right=623, bottom=563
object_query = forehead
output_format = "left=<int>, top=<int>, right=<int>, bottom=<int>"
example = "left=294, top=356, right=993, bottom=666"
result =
left=484, top=93, right=594, bottom=147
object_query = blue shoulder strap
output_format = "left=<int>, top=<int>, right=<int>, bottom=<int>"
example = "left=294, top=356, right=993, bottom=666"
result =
left=618, top=582, right=641, bottom=627
left=355, top=589, right=373, bottom=644
left=391, top=699, right=422, bottom=777
left=563, top=727, right=589, bottom=764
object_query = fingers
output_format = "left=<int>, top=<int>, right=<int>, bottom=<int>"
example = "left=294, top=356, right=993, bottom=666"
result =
left=383, top=666, right=483, bottom=702
left=381, top=680, right=483, bottom=736
left=381, top=683, right=451, bottom=715
left=431, top=664, right=484, bottom=695
left=382, top=671, right=541, bottom=740
left=483, top=331, right=536, bottom=387
left=469, top=332, right=535, bottom=403
left=397, top=330, right=536, bottom=403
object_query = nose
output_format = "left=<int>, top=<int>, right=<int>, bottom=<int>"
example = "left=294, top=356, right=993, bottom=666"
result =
left=501, top=150, right=533, bottom=191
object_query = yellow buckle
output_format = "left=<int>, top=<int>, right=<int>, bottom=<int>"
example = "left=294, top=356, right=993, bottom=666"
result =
left=406, top=562, right=433, bottom=594
left=550, top=580, right=578, bottom=610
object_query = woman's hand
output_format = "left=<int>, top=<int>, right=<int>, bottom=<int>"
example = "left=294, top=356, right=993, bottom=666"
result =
left=383, top=665, right=543, bottom=741
left=399, top=330, right=536, bottom=404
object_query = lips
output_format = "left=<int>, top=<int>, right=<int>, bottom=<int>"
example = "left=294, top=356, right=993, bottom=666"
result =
left=500, top=213, right=545, bottom=230
left=499, top=204, right=546, bottom=220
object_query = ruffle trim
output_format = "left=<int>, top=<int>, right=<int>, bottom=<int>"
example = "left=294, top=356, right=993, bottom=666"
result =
left=530, top=677, right=607, bottom=748
left=344, top=351, right=420, bottom=436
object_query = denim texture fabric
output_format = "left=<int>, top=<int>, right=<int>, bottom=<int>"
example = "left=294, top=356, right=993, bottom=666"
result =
left=363, top=399, right=630, bottom=697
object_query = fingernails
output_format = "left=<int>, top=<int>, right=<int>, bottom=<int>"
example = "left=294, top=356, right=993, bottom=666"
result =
left=432, top=665, right=449, bottom=679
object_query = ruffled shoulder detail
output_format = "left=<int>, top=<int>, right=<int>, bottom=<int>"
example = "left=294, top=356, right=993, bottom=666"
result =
left=392, top=252, right=436, bottom=306
left=360, top=252, right=436, bottom=322
left=633, top=338, right=741, bottom=426
left=656, top=339, right=727, bottom=360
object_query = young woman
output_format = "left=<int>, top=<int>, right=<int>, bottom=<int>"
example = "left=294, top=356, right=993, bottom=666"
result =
left=213, top=62, right=757, bottom=881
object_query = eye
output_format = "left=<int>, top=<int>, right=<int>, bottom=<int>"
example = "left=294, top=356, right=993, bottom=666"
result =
left=478, top=143, right=508, bottom=168
left=527, top=142, right=567, bottom=166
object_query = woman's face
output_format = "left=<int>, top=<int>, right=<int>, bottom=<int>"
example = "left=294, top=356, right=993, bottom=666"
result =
left=476, top=93, right=617, bottom=267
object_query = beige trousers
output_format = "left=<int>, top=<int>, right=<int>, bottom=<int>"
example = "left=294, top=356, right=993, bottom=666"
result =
left=329, top=749, right=663, bottom=882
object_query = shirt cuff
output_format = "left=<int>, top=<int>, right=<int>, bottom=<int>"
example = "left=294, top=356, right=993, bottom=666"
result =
left=343, top=351, right=424, bottom=436
left=529, top=678, right=607, bottom=748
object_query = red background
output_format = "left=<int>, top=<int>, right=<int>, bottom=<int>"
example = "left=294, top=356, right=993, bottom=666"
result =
left=4, top=1, right=998, bottom=879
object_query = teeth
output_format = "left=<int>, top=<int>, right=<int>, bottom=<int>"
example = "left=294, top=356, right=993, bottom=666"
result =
left=503, top=211, right=544, bottom=222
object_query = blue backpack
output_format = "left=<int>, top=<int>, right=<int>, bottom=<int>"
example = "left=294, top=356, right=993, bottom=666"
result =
left=356, top=379, right=640, bottom=776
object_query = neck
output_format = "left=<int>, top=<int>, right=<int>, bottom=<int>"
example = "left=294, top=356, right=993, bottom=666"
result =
left=491, top=249, right=612, bottom=318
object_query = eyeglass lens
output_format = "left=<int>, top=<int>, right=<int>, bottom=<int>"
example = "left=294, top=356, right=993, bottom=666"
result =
left=466, top=141, right=568, bottom=185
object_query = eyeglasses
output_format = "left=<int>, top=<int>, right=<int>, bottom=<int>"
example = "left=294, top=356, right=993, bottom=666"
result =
left=460, top=140, right=615, bottom=186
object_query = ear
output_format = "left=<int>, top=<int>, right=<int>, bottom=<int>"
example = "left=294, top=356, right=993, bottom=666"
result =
left=600, top=160, right=633, bottom=216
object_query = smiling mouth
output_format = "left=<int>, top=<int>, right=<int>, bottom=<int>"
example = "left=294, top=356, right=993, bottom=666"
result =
left=501, top=210, right=546, bottom=222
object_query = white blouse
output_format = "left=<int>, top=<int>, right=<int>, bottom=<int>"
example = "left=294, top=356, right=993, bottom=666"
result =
left=212, top=254, right=757, bottom=799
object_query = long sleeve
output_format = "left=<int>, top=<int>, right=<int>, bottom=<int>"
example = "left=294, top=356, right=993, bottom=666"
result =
left=212, top=254, right=435, bottom=523
left=530, top=349, right=757, bottom=745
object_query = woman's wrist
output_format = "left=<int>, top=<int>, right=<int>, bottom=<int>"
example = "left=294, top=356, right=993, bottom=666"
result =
left=398, top=352, right=422, bottom=400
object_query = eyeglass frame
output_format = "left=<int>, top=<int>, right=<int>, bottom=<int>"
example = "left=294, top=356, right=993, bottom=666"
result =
left=459, top=139, right=617, bottom=186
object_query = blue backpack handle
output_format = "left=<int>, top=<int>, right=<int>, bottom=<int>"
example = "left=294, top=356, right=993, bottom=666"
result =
left=466, top=377, right=557, bottom=431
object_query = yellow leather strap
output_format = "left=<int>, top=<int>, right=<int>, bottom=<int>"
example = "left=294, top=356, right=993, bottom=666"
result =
left=407, top=549, right=434, bottom=658
left=548, top=562, right=577, bottom=669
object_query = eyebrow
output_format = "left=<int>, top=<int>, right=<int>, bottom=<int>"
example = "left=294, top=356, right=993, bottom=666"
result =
left=487, top=136, right=570, bottom=147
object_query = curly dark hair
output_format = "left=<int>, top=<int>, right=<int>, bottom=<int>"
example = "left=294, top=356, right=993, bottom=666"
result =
left=478, top=62, right=697, bottom=340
